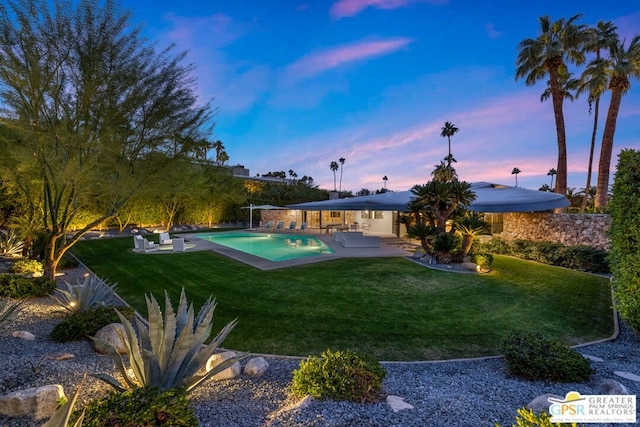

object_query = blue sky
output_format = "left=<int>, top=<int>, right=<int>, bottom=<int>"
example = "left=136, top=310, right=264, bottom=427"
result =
left=131, top=0, right=640, bottom=192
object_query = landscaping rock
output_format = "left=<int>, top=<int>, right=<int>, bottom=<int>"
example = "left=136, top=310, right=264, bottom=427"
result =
left=411, top=252, right=425, bottom=259
left=12, top=331, right=35, bottom=340
left=592, top=379, right=629, bottom=395
left=526, top=393, right=562, bottom=414
left=244, top=357, right=269, bottom=377
left=93, top=323, right=127, bottom=354
left=0, top=384, right=65, bottom=420
left=614, top=371, right=640, bottom=383
left=461, top=262, right=478, bottom=271
left=386, top=395, right=414, bottom=412
left=206, top=351, right=241, bottom=380
left=44, top=352, right=75, bottom=361
left=581, top=353, right=604, bottom=362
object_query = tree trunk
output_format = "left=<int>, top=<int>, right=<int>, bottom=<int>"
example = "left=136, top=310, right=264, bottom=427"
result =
left=549, top=67, right=568, bottom=199
left=595, top=88, right=623, bottom=208
left=581, top=97, right=599, bottom=213
left=460, top=235, right=473, bottom=257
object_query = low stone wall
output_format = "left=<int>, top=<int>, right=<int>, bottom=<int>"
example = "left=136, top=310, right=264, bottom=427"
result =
left=501, top=213, right=611, bottom=251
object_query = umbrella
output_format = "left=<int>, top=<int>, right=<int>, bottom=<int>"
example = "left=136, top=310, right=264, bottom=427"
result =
left=241, top=204, right=287, bottom=230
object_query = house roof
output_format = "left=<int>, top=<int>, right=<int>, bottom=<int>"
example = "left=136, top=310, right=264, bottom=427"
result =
left=286, top=182, right=570, bottom=213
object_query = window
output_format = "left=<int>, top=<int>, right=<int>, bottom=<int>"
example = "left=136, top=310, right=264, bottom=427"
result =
left=330, top=211, right=342, bottom=219
left=484, top=213, right=503, bottom=234
left=374, top=211, right=384, bottom=219
left=361, top=211, right=371, bottom=219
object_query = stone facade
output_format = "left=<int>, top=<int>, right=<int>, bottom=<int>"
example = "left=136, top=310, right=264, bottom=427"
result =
left=501, top=213, right=611, bottom=250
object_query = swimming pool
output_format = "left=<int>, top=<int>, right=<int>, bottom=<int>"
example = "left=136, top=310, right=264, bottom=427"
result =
left=194, top=232, right=334, bottom=262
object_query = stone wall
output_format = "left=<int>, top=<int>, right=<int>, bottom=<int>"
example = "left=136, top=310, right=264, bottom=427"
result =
left=501, top=213, right=611, bottom=250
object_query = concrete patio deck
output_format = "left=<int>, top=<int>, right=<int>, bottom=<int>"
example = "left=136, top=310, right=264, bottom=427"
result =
left=169, top=230, right=416, bottom=271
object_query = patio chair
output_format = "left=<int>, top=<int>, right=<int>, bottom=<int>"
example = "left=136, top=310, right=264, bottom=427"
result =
left=262, top=220, right=274, bottom=229
left=172, top=237, right=187, bottom=252
left=299, top=222, right=308, bottom=232
left=287, top=221, right=296, bottom=231
left=159, top=232, right=172, bottom=245
left=133, top=235, right=144, bottom=250
left=275, top=221, right=285, bottom=230
left=142, top=238, right=159, bottom=252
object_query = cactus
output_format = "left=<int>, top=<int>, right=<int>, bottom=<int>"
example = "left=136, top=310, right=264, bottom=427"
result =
left=0, top=299, right=22, bottom=330
left=52, top=275, right=117, bottom=313
left=91, top=288, right=244, bottom=392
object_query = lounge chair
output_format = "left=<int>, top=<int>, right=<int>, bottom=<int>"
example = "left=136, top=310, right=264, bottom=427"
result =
left=262, top=220, right=274, bottom=229
left=133, top=235, right=144, bottom=250
left=159, top=232, right=172, bottom=245
left=287, top=221, right=296, bottom=231
left=275, top=221, right=285, bottom=230
left=142, top=238, right=159, bottom=252
left=299, top=222, right=308, bottom=232
left=172, top=237, right=187, bottom=252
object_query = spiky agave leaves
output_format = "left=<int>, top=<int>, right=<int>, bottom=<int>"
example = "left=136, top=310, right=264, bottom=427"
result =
left=42, top=374, right=86, bottom=427
left=0, top=299, right=22, bottom=331
left=91, top=289, right=244, bottom=393
left=51, top=276, right=117, bottom=313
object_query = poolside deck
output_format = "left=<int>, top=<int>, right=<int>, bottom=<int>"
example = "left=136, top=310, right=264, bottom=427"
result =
left=177, top=230, right=415, bottom=271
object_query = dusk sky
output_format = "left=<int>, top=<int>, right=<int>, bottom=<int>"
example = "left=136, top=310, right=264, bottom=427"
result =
left=131, top=0, right=640, bottom=193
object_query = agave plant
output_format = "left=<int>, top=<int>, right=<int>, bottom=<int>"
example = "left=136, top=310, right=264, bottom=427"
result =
left=0, top=229, right=24, bottom=257
left=42, top=375, right=85, bottom=427
left=91, top=289, right=244, bottom=393
left=0, top=299, right=22, bottom=331
left=52, top=276, right=118, bottom=314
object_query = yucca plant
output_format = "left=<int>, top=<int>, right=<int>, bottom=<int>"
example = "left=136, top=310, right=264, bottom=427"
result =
left=52, top=276, right=117, bottom=314
left=91, top=289, right=245, bottom=393
left=0, top=229, right=24, bottom=257
left=0, top=299, right=22, bottom=331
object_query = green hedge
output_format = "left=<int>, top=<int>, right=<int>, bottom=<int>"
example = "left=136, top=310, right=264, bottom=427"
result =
left=478, top=238, right=609, bottom=274
left=0, top=274, right=57, bottom=298
left=608, top=149, right=640, bottom=331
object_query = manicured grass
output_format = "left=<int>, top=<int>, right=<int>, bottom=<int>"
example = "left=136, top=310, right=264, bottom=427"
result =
left=71, top=236, right=614, bottom=361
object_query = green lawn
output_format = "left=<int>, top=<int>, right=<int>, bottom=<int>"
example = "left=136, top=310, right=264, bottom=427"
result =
left=71, top=236, right=614, bottom=361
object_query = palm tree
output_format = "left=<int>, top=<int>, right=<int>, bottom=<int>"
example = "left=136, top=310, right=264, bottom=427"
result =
left=511, top=167, right=521, bottom=187
left=382, top=175, right=388, bottom=189
left=432, top=161, right=458, bottom=183
left=516, top=14, right=589, bottom=197
left=456, top=211, right=489, bottom=258
left=547, top=168, right=557, bottom=190
left=440, top=122, right=459, bottom=164
left=540, top=70, right=580, bottom=103
left=329, top=161, right=339, bottom=192
left=590, top=35, right=640, bottom=208
left=338, top=157, right=346, bottom=192
left=578, top=20, right=618, bottom=212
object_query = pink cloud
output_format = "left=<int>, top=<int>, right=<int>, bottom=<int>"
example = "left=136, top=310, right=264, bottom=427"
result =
left=330, top=0, right=448, bottom=19
left=285, top=38, right=412, bottom=82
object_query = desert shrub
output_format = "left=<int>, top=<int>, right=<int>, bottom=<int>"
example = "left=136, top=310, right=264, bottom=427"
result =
left=291, top=349, right=386, bottom=403
left=57, top=254, right=80, bottom=269
left=50, top=305, right=135, bottom=342
left=496, top=407, right=577, bottom=427
left=471, top=253, right=493, bottom=270
left=479, top=237, right=511, bottom=254
left=528, top=241, right=564, bottom=265
left=78, top=386, right=198, bottom=427
left=500, top=330, right=593, bottom=383
left=509, top=239, right=535, bottom=259
left=559, top=245, right=609, bottom=273
left=9, top=258, right=43, bottom=274
left=0, top=274, right=56, bottom=297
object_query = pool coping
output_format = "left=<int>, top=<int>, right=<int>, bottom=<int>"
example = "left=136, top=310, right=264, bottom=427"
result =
left=182, top=230, right=413, bottom=270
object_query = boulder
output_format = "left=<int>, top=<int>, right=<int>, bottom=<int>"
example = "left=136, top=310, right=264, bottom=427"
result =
left=244, top=357, right=269, bottom=377
left=12, top=331, right=35, bottom=341
left=0, top=384, right=65, bottom=420
left=277, top=395, right=314, bottom=415
left=206, top=351, right=241, bottom=380
left=526, top=393, right=563, bottom=414
left=386, top=395, right=414, bottom=412
left=412, top=252, right=425, bottom=260
left=93, top=323, right=127, bottom=354
left=592, top=379, right=629, bottom=395
left=461, top=262, right=478, bottom=271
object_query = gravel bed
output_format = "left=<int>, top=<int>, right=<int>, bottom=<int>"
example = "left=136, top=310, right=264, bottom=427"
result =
left=0, top=266, right=638, bottom=426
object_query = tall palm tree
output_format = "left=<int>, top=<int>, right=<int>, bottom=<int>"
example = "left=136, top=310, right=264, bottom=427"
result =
left=511, top=167, right=521, bottom=187
left=382, top=175, right=388, bottom=189
left=590, top=35, right=640, bottom=208
left=338, top=157, right=346, bottom=192
left=547, top=168, right=557, bottom=190
left=516, top=14, right=589, bottom=197
left=578, top=20, right=618, bottom=212
left=440, top=121, right=459, bottom=164
left=329, top=161, right=339, bottom=192
left=540, top=70, right=580, bottom=103
left=432, top=161, right=458, bottom=183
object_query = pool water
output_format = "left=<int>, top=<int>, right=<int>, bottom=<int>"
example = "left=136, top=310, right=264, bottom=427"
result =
left=194, top=232, right=334, bottom=262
